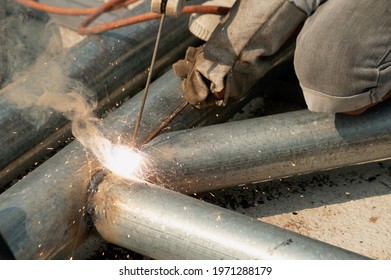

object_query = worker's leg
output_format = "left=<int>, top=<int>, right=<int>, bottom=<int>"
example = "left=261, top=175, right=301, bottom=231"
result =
left=294, top=0, right=391, bottom=114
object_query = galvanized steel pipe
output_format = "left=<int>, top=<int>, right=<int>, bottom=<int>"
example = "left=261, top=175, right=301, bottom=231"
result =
left=91, top=174, right=369, bottom=260
left=0, top=40, right=296, bottom=259
left=0, top=71, right=190, bottom=259
left=143, top=101, right=391, bottom=194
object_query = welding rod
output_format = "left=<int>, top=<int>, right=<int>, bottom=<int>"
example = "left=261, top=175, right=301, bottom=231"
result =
left=142, top=101, right=391, bottom=194
left=132, top=13, right=166, bottom=146
left=91, top=174, right=368, bottom=260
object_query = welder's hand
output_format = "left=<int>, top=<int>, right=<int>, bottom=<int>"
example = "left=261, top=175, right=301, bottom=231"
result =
left=173, top=46, right=229, bottom=108
left=173, top=0, right=307, bottom=108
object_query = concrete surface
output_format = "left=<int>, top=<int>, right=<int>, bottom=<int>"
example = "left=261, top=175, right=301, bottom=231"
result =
left=200, top=159, right=391, bottom=260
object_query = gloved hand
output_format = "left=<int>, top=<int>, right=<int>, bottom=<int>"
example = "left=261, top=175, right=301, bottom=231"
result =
left=173, top=0, right=307, bottom=108
left=173, top=45, right=229, bottom=108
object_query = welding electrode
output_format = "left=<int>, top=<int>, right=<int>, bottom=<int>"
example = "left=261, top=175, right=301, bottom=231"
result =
left=132, top=0, right=187, bottom=146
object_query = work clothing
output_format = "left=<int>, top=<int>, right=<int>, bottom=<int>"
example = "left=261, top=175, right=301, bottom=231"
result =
left=294, top=0, right=391, bottom=112
left=174, top=0, right=391, bottom=113
left=173, top=0, right=306, bottom=108
left=289, top=0, right=326, bottom=16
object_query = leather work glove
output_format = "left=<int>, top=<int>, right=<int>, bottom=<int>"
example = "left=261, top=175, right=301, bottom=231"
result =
left=173, top=45, right=228, bottom=108
left=173, top=0, right=307, bottom=108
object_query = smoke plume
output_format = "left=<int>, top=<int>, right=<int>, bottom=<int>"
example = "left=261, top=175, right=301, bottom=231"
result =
left=0, top=5, right=145, bottom=181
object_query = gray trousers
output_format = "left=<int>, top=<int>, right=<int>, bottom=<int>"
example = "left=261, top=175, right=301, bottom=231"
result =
left=293, top=0, right=391, bottom=112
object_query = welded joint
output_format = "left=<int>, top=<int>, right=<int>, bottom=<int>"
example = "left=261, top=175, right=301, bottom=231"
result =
left=86, top=169, right=108, bottom=232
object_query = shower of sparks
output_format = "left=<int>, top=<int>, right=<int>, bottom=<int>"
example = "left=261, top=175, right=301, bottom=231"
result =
left=98, top=143, right=147, bottom=181
left=72, top=117, right=150, bottom=182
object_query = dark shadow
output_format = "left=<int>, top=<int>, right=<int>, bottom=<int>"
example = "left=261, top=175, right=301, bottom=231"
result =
left=0, top=207, right=31, bottom=259
left=334, top=99, right=391, bottom=139
left=0, top=232, right=14, bottom=260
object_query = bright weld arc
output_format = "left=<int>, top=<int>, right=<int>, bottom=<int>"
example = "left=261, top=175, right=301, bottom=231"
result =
left=100, top=144, right=149, bottom=181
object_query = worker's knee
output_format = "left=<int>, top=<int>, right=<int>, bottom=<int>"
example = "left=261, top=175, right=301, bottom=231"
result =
left=293, top=0, right=391, bottom=113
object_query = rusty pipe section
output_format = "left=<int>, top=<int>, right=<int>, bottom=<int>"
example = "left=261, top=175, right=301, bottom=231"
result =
left=143, top=101, right=391, bottom=194
left=91, top=174, right=368, bottom=260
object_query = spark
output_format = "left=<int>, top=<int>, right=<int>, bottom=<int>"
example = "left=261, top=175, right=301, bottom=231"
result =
left=72, top=118, right=149, bottom=181
left=97, top=142, right=147, bottom=181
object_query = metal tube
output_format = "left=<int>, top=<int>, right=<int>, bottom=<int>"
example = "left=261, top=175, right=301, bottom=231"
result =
left=143, top=101, right=391, bottom=194
left=91, top=174, right=368, bottom=260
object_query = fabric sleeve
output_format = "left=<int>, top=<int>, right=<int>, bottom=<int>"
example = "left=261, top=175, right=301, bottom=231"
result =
left=288, top=0, right=327, bottom=15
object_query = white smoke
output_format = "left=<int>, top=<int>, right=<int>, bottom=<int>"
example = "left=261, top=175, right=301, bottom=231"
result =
left=1, top=10, right=146, bottom=181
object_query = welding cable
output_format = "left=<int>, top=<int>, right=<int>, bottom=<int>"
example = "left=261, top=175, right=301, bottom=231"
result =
left=78, top=5, right=230, bottom=35
left=15, top=0, right=230, bottom=35
left=14, top=0, right=137, bottom=15
left=78, top=0, right=138, bottom=31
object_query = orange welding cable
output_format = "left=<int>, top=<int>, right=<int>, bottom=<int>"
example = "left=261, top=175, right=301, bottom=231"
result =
left=14, top=0, right=137, bottom=15
left=78, top=5, right=230, bottom=35
left=79, top=0, right=139, bottom=30
left=15, top=0, right=230, bottom=35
